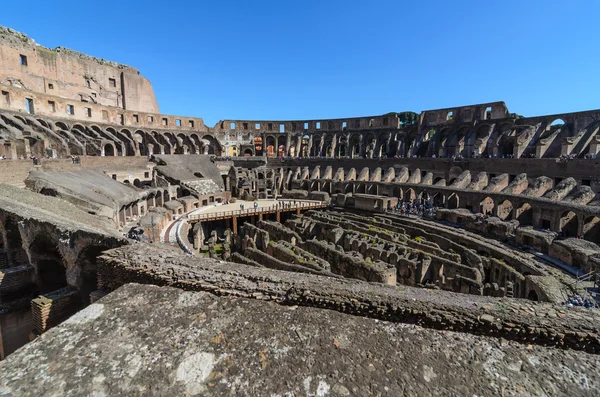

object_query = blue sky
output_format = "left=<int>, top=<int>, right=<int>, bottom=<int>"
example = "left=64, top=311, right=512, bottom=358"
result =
left=2, top=1, right=599, bottom=126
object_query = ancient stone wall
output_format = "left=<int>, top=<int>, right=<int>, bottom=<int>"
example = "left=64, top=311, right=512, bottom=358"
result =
left=0, top=26, right=158, bottom=113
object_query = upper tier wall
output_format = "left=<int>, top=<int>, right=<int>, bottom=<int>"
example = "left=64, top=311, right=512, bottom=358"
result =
left=0, top=26, right=158, bottom=114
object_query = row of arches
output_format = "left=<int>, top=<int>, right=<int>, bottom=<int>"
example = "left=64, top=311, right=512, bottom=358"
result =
left=0, top=216, right=115, bottom=304
left=297, top=178, right=600, bottom=244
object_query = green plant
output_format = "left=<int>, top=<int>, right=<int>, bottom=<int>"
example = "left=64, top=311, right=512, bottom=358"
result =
left=414, top=236, right=423, bottom=243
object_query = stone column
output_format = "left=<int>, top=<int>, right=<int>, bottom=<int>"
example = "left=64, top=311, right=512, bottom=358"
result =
left=285, top=133, right=292, bottom=155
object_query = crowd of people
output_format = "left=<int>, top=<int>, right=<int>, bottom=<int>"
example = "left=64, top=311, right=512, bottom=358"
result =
left=565, top=295, right=598, bottom=309
left=386, top=198, right=439, bottom=218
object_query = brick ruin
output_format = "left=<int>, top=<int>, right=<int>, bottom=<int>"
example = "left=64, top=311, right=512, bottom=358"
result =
left=0, top=24, right=599, bottom=395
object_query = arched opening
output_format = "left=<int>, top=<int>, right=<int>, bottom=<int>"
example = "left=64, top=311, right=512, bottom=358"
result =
left=479, top=197, right=494, bottom=215
left=344, top=184, right=354, bottom=194
left=393, top=186, right=403, bottom=199
left=266, top=136, right=276, bottom=157
left=527, top=290, right=539, bottom=301
left=311, top=136, right=321, bottom=157
left=201, top=135, right=220, bottom=155
left=497, top=200, right=513, bottom=220
left=76, top=245, right=108, bottom=304
left=583, top=216, right=600, bottom=244
left=133, top=179, right=142, bottom=188
left=104, top=143, right=115, bottom=156
left=447, top=193, right=459, bottom=209
left=432, top=192, right=444, bottom=207
left=244, top=148, right=253, bottom=156
left=364, top=133, right=376, bottom=158
left=514, top=203, right=533, bottom=225
left=30, top=234, right=67, bottom=293
left=559, top=211, right=579, bottom=237
left=123, top=180, right=130, bottom=184
left=405, top=188, right=416, bottom=202
left=134, top=131, right=146, bottom=156
left=277, top=136, right=287, bottom=157
left=349, top=134, right=361, bottom=158
left=4, top=217, right=27, bottom=266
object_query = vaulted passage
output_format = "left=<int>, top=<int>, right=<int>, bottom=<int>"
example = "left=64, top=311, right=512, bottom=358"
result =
left=29, top=234, right=67, bottom=293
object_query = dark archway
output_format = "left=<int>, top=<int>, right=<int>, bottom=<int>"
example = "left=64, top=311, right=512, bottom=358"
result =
left=76, top=245, right=108, bottom=304
left=447, top=193, right=459, bottom=209
left=4, top=217, right=27, bottom=266
left=560, top=211, right=579, bottom=237
left=527, top=290, right=539, bottom=301
left=104, top=143, right=115, bottom=156
left=30, top=234, right=67, bottom=293
left=583, top=216, right=600, bottom=244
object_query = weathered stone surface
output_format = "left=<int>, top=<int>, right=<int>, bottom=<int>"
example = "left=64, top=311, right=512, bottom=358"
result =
left=97, top=244, right=600, bottom=353
left=1, top=283, right=599, bottom=397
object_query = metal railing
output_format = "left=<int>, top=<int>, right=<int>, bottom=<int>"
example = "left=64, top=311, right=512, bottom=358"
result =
left=188, top=201, right=326, bottom=222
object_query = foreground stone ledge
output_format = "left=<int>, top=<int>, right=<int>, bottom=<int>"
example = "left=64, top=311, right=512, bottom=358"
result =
left=97, top=244, right=600, bottom=353
left=1, top=283, right=599, bottom=397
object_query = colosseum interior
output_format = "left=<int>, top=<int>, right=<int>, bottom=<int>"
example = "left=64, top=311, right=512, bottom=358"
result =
left=0, top=24, right=599, bottom=396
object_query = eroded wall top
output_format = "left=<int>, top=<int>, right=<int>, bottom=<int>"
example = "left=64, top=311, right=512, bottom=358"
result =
left=0, top=25, right=159, bottom=114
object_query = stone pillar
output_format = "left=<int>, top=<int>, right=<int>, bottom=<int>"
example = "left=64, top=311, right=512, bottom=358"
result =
left=359, top=135, right=366, bottom=158
left=285, top=133, right=292, bottom=155
left=295, top=136, right=302, bottom=158
left=232, top=216, right=238, bottom=234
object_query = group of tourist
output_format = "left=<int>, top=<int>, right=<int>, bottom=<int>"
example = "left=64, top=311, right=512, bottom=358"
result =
left=386, top=199, right=438, bottom=218
left=565, top=295, right=598, bottom=309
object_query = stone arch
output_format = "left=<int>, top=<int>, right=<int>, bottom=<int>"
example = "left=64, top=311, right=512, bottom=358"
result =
left=515, top=203, right=533, bottom=225
left=559, top=211, right=579, bottom=237
left=277, top=135, right=287, bottom=157
left=392, top=186, right=403, bottom=200
left=311, top=135, right=321, bottom=157
left=527, top=290, right=539, bottom=301
left=155, top=132, right=171, bottom=154
left=364, top=132, right=376, bottom=158
left=55, top=121, right=69, bottom=131
left=37, top=118, right=50, bottom=128
left=202, top=135, right=220, bottom=155
left=432, top=192, right=445, bottom=207
left=103, top=143, right=115, bottom=156
left=134, top=130, right=147, bottom=156
left=496, top=199, right=513, bottom=220
left=266, top=135, right=276, bottom=157
left=367, top=184, right=378, bottom=195
left=29, top=234, right=67, bottom=293
left=405, top=188, right=416, bottom=201
left=3, top=217, right=27, bottom=266
left=479, top=197, right=495, bottom=215
left=349, top=133, right=361, bottom=158
left=75, top=245, right=108, bottom=304
left=583, top=216, right=600, bottom=244
left=447, top=193, right=459, bottom=209
left=438, top=128, right=452, bottom=156
left=344, top=184, right=354, bottom=194
left=119, top=129, right=137, bottom=156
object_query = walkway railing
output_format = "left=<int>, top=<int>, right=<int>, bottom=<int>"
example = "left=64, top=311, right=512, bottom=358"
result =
left=188, top=201, right=326, bottom=222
